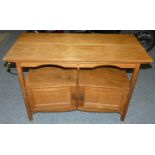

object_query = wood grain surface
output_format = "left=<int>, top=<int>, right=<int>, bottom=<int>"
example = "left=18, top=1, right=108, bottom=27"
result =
left=79, top=68, right=129, bottom=89
left=3, top=33, right=153, bottom=64
left=15, top=33, right=139, bottom=45
left=26, top=67, right=77, bottom=112
left=26, top=67, right=77, bottom=87
left=3, top=33, right=153, bottom=120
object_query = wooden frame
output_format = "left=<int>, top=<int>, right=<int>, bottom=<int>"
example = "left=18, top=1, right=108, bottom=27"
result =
left=121, top=64, right=140, bottom=121
left=16, top=63, right=140, bottom=121
left=16, top=63, right=33, bottom=120
left=3, top=33, right=153, bottom=121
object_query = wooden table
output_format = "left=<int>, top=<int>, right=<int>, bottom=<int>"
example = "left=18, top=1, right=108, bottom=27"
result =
left=3, top=33, right=153, bottom=121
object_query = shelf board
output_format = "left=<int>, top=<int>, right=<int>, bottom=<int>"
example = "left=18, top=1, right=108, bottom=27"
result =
left=79, top=68, right=130, bottom=89
left=26, top=67, right=77, bottom=87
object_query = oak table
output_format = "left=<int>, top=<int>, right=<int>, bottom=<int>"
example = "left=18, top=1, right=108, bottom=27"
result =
left=3, top=33, right=153, bottom=121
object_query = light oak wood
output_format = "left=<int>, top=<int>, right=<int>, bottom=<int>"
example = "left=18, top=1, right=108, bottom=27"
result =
left=26, top=67, right=77, bottom=112
left=76, top=67, right=80, bottom=108
left=15, top=33, right=140, bottom=45
left=3, top=33, right=153, bottom=64
left=79, top=68, right=129, bottom=89
left=78, top=87, right=128, bottom=112
left=121, top=64, right=140, bottom=121
left=3, top=33, right=153, bottom=121
left=16, top=63, right=32, bottom=120
left=78, top=68, right=129, bottom=112
left=3, top=44, right=153, bottom=64
left=27, top=86, right=77, bottom=112
left=20, top=62, right=136, bottom=68
left=26, top=67, right=77, bottom=87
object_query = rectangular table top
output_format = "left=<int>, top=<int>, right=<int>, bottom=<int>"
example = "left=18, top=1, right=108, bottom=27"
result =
left=3, top=33, right=153, bottom=64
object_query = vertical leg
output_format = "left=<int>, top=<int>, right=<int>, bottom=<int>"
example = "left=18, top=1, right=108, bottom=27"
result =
left=76, top=67, right=80, bottom=108
left=121, top=64, right=140, bottom=121
left=16, top=63, right=33, bottom=120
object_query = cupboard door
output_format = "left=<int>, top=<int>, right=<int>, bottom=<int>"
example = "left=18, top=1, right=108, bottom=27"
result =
left=27, top=86, right=77, bottom=112
left=78, top=86, right=128, bottom=112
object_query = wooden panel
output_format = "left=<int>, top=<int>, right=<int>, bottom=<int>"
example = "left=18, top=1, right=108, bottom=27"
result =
left=121, top=64, right=140, bottom=121
left=3, top=43, right=153, bottom=64
left=79, top=68, right=130, bottom=89
left=16, top=63, right=33, bottom=120
left=21, top=63, right=78, bottom=68
left=16, top=33, right=140, bottom=45
left=3, top=33, right=153, bottom=64
left=20, top=62, right=136, bottom=68
left=78, top=109, right=120, bottom=113
left=78, top=87, right=129, bottom=112
left=78, top=68, right=129, bottom=113
left=78, top=63, right=136, bottom=68
left=25, top=67, right=77, bottom=112
left=27, top=86, right=76, bottom=111
left=26, top=67, right=77, bottom=87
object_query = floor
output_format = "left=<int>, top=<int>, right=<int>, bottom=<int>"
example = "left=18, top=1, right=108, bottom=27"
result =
left=0, top=31, right=155, bottom=124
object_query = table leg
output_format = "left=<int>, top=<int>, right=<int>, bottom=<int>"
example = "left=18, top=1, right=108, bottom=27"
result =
left=76, top=67, right=80, bottom=108
left=121, top=64, right=140, bottom=121
left=16, top=63, right=33, bottom=120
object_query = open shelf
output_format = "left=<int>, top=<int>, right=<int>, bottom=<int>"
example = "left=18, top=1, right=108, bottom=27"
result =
left=25, top=67, right=77, bottom=112
left=79, top=67, right=130, bottom=89
left=25, top=66, right=130, bottom=114
left=78, top=67, right=130, bottom=112
left=26, top=67, right=77, bottom=88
